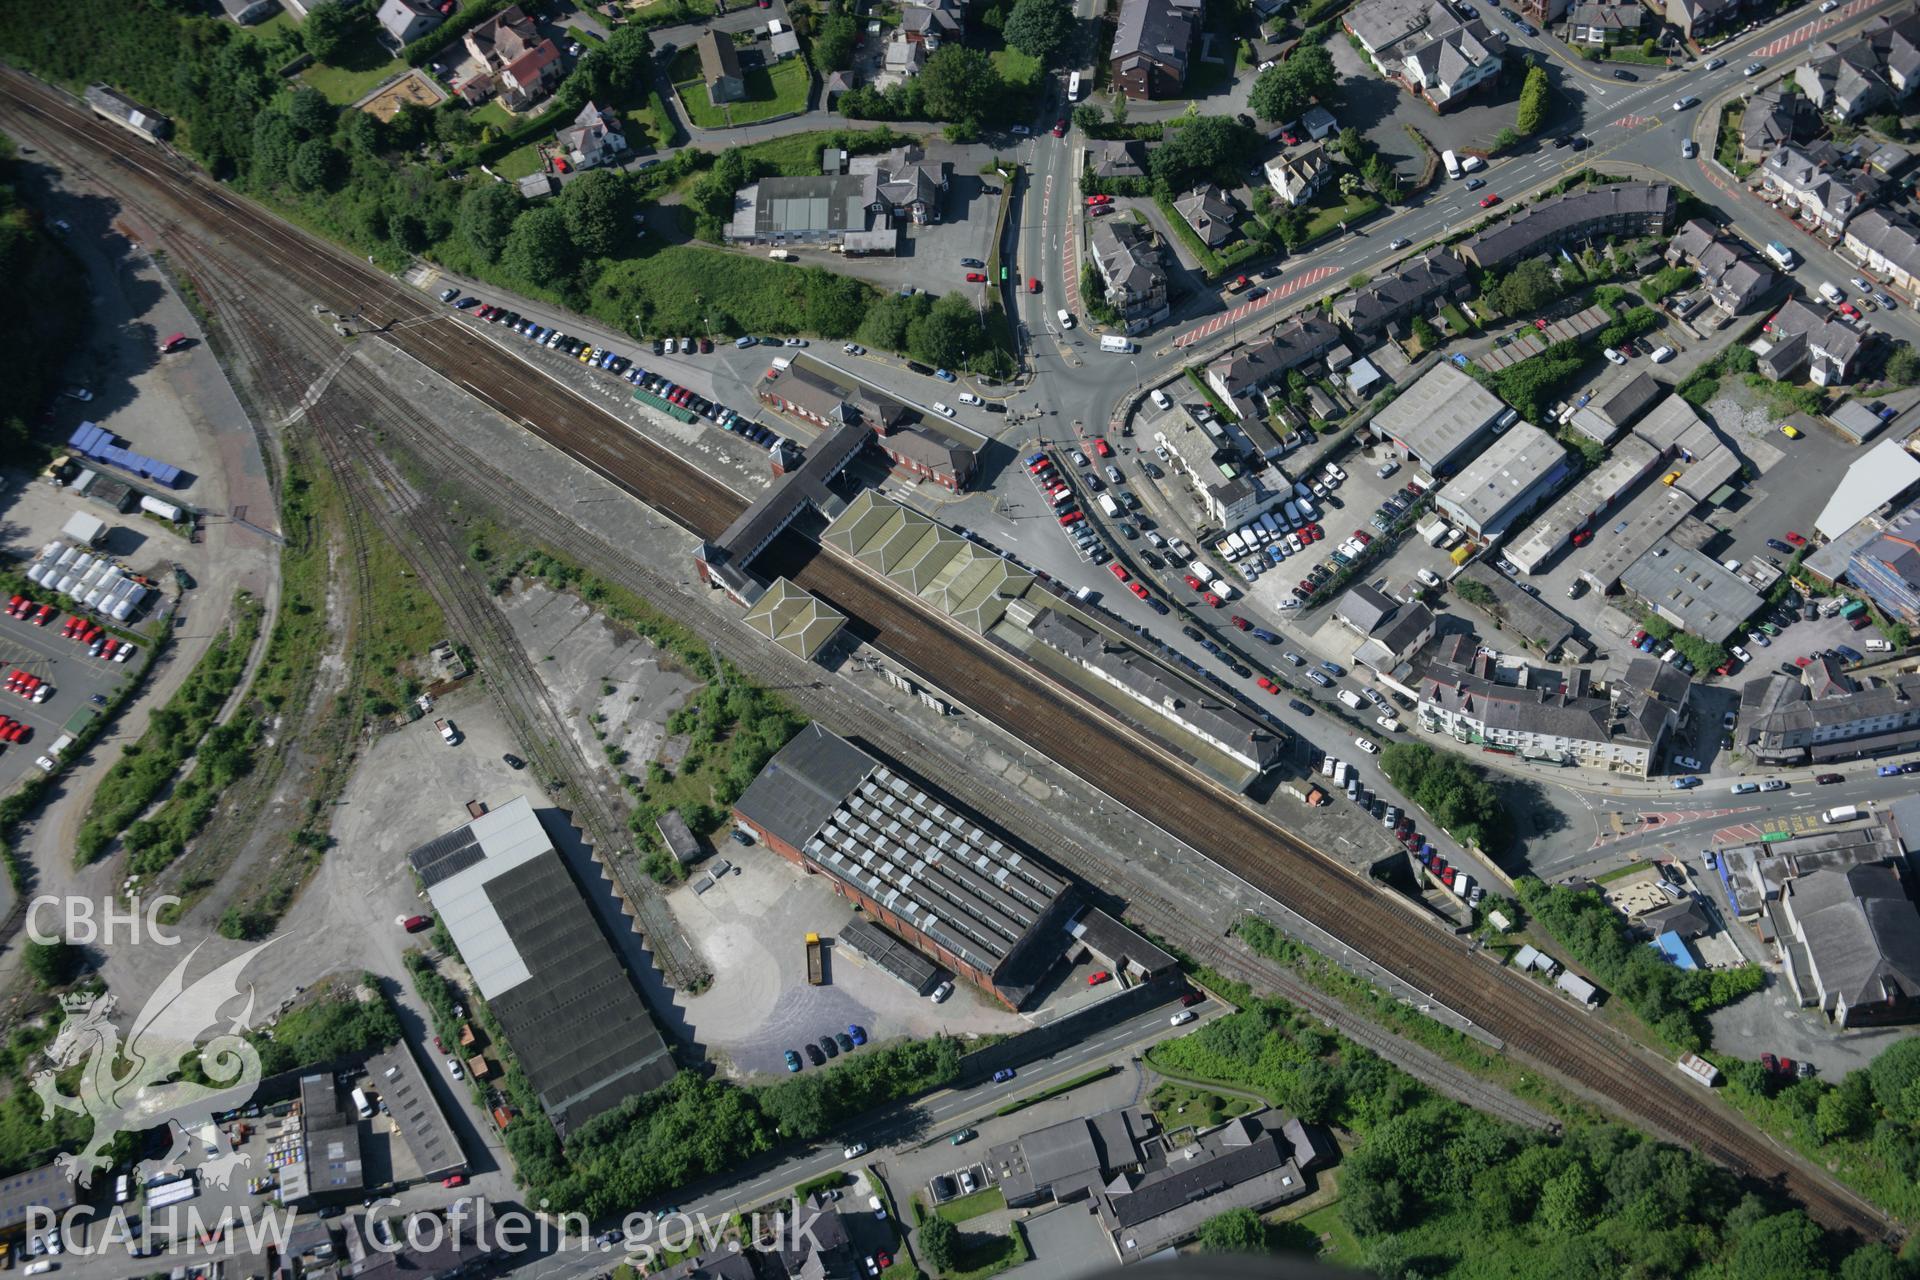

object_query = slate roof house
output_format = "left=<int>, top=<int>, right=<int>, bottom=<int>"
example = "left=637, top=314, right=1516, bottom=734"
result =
left=1345, top=0, right=1501, bottom=110
left=1779, top=864, right=1920, bottom=1028
left=556, top=101, right=625, bottom=170
left=1667, top=0, right=1743, bottom=44
left=1089, top=219, right=1171, bottom=333
left=1110, top=0, right=1204, bottom=98
left=1739, top=87, right=1820, bottom=164
left=453, top=5, right=562, bottom=110
left=729, top=146, right=946, bottom=250
left=1090, top=139, right=1152, bottom=179
left=1664, top=218, right=1776, bottom=315
left=1846, top=504, right=1920, bottom=625
left=1763, top=141, right=1881, bottom=237
left=1175, top=184, right=1237, bottom=248
left=1331, top=251, right=1469, bottom=336
left=1758, top=297, right=1863, bottom=385
left=699, top=29, right=748, bottom=103
left=1567, top=1, right=1645, bottom=43
left=1205, top=312, right=1341, bottom=407
left=1458, top=182, right=1674, bottom=270
left=1738, top=665, right=1920, bottom=763
left=1795, top=12, right=1920, bottom=120
left=1265, top=144, right=1332, bottom=207
left=376, top=0, right=442, bottom=45
left=1843, top=206, right=1920, bottom=294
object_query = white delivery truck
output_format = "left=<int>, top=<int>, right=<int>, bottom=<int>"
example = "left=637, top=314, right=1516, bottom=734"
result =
left=1337, top=689, right=1364, bottom=710
left=1821, top=805, right=1863, bottom=824
left=1100, top=335, right=1134, bottom=353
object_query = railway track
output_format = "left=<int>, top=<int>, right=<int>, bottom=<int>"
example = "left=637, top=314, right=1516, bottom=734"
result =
left=1, top=71, right=1891, bottom=1239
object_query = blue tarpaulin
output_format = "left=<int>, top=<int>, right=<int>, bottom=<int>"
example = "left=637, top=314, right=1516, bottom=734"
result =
left=1651, top=930, right=1698, bottom=970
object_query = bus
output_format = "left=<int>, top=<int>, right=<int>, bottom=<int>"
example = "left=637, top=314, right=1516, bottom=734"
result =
left=1067, top=71, right=1082, bottom=100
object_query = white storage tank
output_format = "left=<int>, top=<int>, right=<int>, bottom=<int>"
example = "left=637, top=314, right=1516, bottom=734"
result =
left=140, top=495, right=184, bottom=523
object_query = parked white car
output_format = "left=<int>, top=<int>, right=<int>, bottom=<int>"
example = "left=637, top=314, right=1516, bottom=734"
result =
left=1354, top=736, right=1379, bottom=754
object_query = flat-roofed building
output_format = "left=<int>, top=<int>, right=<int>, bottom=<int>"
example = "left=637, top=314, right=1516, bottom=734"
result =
left=1369, top=364, right=1506, bottom=476
left=733, top=724, right=1078, bottom=1008
left=1507, top=435, right=1662, bottom=574
left=406, top=797, right=676, bottom=1134
left=1619, top=537, right=1763, bottom=643
left=1434, top=423, right=1571, bottom=538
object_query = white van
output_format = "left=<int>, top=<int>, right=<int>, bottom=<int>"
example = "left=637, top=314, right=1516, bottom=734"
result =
left=1442, top=150, right=1462, bottom=179
left=1461, top=154, right=1485, bottom=173
left=1865, top=638, right=1892, bottom=652
left=1100, top=335, right=1134, bottom=353
left=1259, top=513, right=1281, bottom=538
left=1819, top=281, right=1845, bottom=305
left=1057, top=309, right=1075, bottom=329
left=1337, top=689, right=1364, bottom=709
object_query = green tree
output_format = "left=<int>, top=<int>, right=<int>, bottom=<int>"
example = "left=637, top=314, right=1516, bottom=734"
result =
left=1196, top=1207, right=1269, bottom=1253
left=24, top=937, right=78, bottom=988
left=1492, top=125, right=1521, bottom=151
left=1453, top=578, right=1497, bottom=608
left=1004, top=0, right=1074, bottom=64
left=1869, top=1037, right=1920, bottom=1123
left=502, top=205, right=579, bottom=284
left=1150, top=115, right=1258, bottom=190
left=1539, top=1163, right=1596, bottom=1233
left=561, top=169, right=636, bottom=257
left=857, top=291, right=931, bottom=351
left=303, top=0, right=363, bottom=62
left=1411, top=314, right=1439, bottom=347
left=1839, top=1244, right=1905, bottom=1280
left=1723, top=1211, right=1830, bottom=1280
left=920, top=46, right=1001, bottom=126
left=1516, top=64, right=1551, bottom=135
left=459, top=182, right=523, bottom=262
left=1073, top=104, right=1105, bottom=132
left=1248, top=43, right=1336, bottom=122
left=1885, top=345, right=1920, bottom=386
left=919, top=1217, right=958, bottom=1272
left=1815, top=1075, right=1871, bottom=1142
left=286, top=86, right=335, bottom=140
left=1490, top=258, right=1562, bottom=314
left=907, top=292, right=982, bottom=368
left=287, top=139, right=341, bottom=192
left=811, top=9, right=859, bottom=73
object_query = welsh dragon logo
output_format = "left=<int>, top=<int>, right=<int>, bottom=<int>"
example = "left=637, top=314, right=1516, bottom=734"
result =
left=35, top=940, right=275, bottom=1189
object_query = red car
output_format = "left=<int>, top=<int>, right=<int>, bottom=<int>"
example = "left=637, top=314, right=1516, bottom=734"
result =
left=1109, top=564, right=1131, bottom=582
left=1631, top=629, right=1647, bottom=646
left=1838, top=302, right=1861, bottom=320
left=434, top=1035, right=447, bottom=1052
left=1184, top=574, right=1205, bottom=590
left=1795, top=655, right=1814, bottom=667
left=443, top=1174, right=467, bottom=1188
left=1816, top=772, right=1844, bottom=784
left=1352, top=531, right=1372, bottom=545
left=965, top=272, right=986, bottom=282
left=1052, top=118, right=1067, bottom=137
left=1088, top=204, right=1111, bottom=217
left=1571, top=528, right=1593, bottom=547
left=1203, top=592, right=1222, bottom=607
left=1229, top=615, right=1251, bottom=630
left=1533, top=317, right=1548, bottom=330
left=1085, top=194, right=1112, bottom=206
left=1027, top=460, right=1051, bottom=474
left=1257, top=676, right=1277, bottom=692
left=1128, top=582, right=1150, bottom=600
left=1060, top=511, right=1084, bottom=525
left=1785, top=531, right=1806, bottom=546
left=1028, top=277, right=1041, bottom=293
left=1093, top=437, right=1113, bottom=457
left=5, top=596, right=22, bottom=617
left=1479, top=193, right=1501, bottom=207
left=1180, top=992, right=1204, bottom=1007
left=1087, top=970, right=1111, bottom=984
left=33, top=605, right=53, bottom=626
left=402, top=914, right=433, bottom=932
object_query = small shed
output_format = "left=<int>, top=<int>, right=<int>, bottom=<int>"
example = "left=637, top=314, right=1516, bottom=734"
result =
left=62, top=512, right=107, bottom=547
left=656, top=809, right=703, bottom=866
left=1555, top=970, right=1600, bottom=1007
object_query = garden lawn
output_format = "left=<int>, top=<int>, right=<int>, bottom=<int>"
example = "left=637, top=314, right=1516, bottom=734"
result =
left=300, top=30, right=407, bottom=105
left=1292, top=1203, right=1362, bottom=1268
left=673, top=50, right=812, bottom=128
left=1301, top=188, right=1383, bottom=241
left=493, top=142, right=547, bottom=180
left=932, top=1187, right=1005, bottom=1223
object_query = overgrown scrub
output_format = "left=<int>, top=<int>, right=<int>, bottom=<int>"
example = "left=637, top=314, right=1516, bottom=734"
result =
left=1376, top=741, right=1510, bottom=852
left=75, top=596, right=264, bottom=867
left=251, top=974, right=401, bottom=1076
left=1513, top=876, right=1764, bottom=1052
left=0, top=133, right=90, bottom=466
left=1708, top=1035, right=1920, bottom=1223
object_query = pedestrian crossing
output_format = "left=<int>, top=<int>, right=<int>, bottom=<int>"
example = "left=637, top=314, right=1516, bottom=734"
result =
left=1172, top=263, right=1339, bottom=348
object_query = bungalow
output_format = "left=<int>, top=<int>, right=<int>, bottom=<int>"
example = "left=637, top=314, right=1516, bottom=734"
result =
left=1175, top=184, right=1237, bottom=248
left=376, top=0, right=442, bottom=45
left=699, top=29, right=747, bottom=103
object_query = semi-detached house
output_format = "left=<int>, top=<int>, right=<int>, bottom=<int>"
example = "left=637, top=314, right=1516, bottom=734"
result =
left=1843, top=206, right=1920, bottom=293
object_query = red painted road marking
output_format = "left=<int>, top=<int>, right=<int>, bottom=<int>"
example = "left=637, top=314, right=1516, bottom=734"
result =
left=1608, top=113, right=1653, bottom=130
left=1757, top=0, right=1887, bottom=55
left=1171, top=264, right=1338, bottom=347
